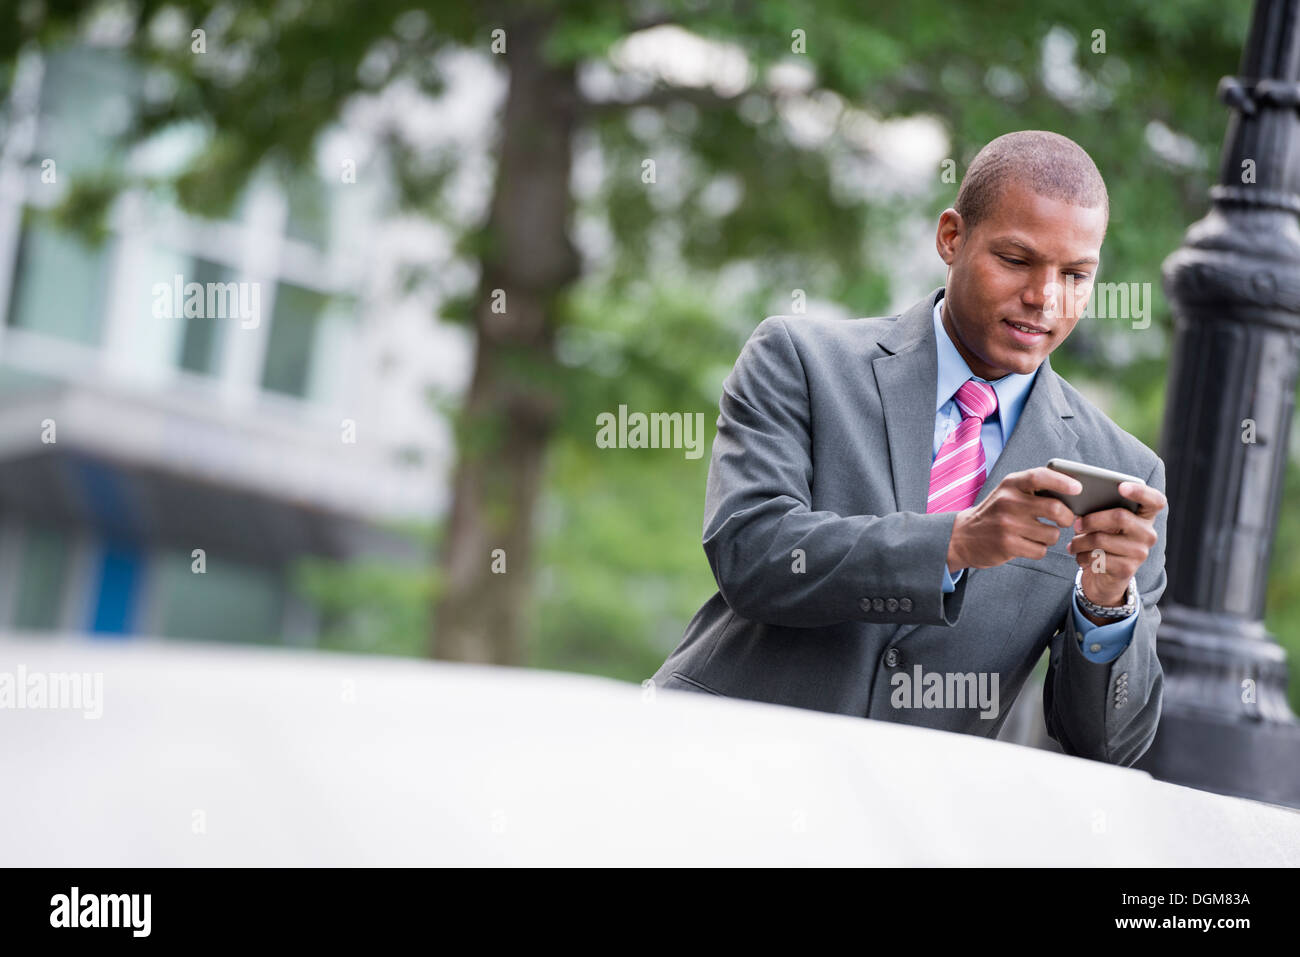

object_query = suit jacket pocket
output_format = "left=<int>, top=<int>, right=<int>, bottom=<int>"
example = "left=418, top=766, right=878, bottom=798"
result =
left=665, top=671, right=727, bottom=696
left=1007, top=547, right=1079, bottom=580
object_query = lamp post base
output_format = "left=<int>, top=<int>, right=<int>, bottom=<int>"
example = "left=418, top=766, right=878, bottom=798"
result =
left=1135, top=705, right=1300, bottom=809
left=1135, top=604, right=1300, bottom=809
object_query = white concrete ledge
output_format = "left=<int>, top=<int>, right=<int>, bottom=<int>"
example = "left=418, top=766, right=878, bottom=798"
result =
left=1, top=635, right=1297, bottom=866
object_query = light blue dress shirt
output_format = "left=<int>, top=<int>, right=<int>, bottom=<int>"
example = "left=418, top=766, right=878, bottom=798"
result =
left=930, top=296, right=1137, bottom=663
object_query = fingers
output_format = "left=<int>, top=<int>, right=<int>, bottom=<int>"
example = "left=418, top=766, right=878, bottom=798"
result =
left=1013, top=468, right=1080, bottom=527
left=1076, top=506, right=1159, bottom=544
left=1017, top=466, right=1083, bottom=499
left=1030, top=495, right=1076, bottom=529
left=1017, top=521, right=1062, bottom=550
left=1118, top=480, right=1167, bottom=518
left=1068, top=530, right=1147, bottom=563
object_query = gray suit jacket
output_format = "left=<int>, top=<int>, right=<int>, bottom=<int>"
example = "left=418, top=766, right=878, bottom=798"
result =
left=652, top=286, right=1167, bottom=766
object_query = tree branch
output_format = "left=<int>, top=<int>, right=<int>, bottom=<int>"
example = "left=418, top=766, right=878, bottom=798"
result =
left=579, top=83, right=756, bottom=116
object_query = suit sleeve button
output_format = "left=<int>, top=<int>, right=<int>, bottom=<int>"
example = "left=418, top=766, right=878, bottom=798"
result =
left=884, top=648, right=900, bottom=667
left=900, top=598, right=912, bottom=612
left=886, top=598, right=898, bottom=611
left=859, top=598, right=873, bottom=613
left=873, top=598, right=885, bottom=611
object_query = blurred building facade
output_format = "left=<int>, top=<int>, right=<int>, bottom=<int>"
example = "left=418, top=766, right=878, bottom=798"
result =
left=0, top=45, right=460, bottom=646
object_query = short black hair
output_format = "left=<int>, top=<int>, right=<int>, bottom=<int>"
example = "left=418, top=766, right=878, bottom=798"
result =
left=955, top=130, right=1109, bottom=234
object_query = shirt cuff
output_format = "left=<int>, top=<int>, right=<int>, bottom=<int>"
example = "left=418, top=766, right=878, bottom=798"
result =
left=941, top=565, right=964, bottom=594
left=1072, top=590, right=1139, bottom=663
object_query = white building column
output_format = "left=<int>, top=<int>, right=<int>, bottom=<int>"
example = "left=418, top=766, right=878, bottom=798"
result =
left=219, top=179, right=285, bottom=411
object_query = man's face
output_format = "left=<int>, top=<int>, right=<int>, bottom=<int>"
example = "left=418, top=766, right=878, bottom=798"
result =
left=935, top=183, right=1106, bottom=380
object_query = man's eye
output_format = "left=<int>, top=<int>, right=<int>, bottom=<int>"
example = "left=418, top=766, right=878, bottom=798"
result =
left=999, top=255, right=1027, bottom=266
left=1067, top=272, right=1092, bottom=281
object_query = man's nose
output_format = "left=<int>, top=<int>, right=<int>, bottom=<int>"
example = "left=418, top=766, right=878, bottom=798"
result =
left=1022, top=271, right=1059, bottom=313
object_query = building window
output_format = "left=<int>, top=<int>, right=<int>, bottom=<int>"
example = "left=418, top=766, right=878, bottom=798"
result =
left=35, top=46, right=135, bottom=181
left=153, top=551, right=284, bottom=643
left=262, top=282, right=326, bottom=398
left=12, top=523, right=70, bottom=631
left=177, top=257, right=236, bottom=375
left=261, top=281, right=353, bottom=401
left=5, top=216, right=112, bottom=346
left=284, top=170, right=332, bottom=248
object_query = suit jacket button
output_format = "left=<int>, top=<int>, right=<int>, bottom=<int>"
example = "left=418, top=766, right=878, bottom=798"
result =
left=873, top=598, right=885, bottom=612
left=859, top=598, right=873, bottom=613
left=886, top=598, right=898, bottom=612
left=900, top=598, right=912, bottom=612
left=884, top=648, right=900, bottom=668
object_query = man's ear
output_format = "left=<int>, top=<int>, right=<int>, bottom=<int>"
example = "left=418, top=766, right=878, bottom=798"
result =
left=936, top=208, right=964, bottom=265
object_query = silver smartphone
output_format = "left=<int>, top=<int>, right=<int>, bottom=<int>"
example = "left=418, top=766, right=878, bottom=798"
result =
left=1034, top=457, right=1145, bottom=516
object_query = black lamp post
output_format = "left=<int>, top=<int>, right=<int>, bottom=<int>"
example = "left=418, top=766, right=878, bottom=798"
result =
left=1134, top=0, right=1300, bottom=807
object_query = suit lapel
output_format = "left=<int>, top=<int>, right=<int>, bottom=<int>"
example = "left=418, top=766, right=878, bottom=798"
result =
left=974, top=353, right=1078, bottom=502
left=873, top=289, right=945, bottom=515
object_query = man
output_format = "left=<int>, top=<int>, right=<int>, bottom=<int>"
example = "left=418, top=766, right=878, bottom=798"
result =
left=651, top=130, right=1168, bottom=767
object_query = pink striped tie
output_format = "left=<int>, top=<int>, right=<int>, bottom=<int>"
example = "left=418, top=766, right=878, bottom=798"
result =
left=927, top=379, right=998, bottom=513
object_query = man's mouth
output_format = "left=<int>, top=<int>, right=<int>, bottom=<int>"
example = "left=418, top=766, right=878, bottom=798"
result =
left=1003, top=318, right=1050, bottom=340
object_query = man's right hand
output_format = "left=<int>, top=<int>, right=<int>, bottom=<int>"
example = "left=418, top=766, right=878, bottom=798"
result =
left=946, top=467, right=1081, bottom=572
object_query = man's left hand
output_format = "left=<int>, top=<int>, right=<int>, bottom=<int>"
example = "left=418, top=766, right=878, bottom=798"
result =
left=1066, top=480, right=1167, bottom=608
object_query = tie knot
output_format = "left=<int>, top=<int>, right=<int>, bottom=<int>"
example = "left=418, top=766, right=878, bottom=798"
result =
left=954, top=379, right=998, bottom=423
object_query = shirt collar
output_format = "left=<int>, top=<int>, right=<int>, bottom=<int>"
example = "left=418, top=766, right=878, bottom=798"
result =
left=933, top=293, right=1039, bottom=437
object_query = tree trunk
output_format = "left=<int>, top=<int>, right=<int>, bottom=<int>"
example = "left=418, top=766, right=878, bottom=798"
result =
left=431, top=16, right=580, bottom=664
